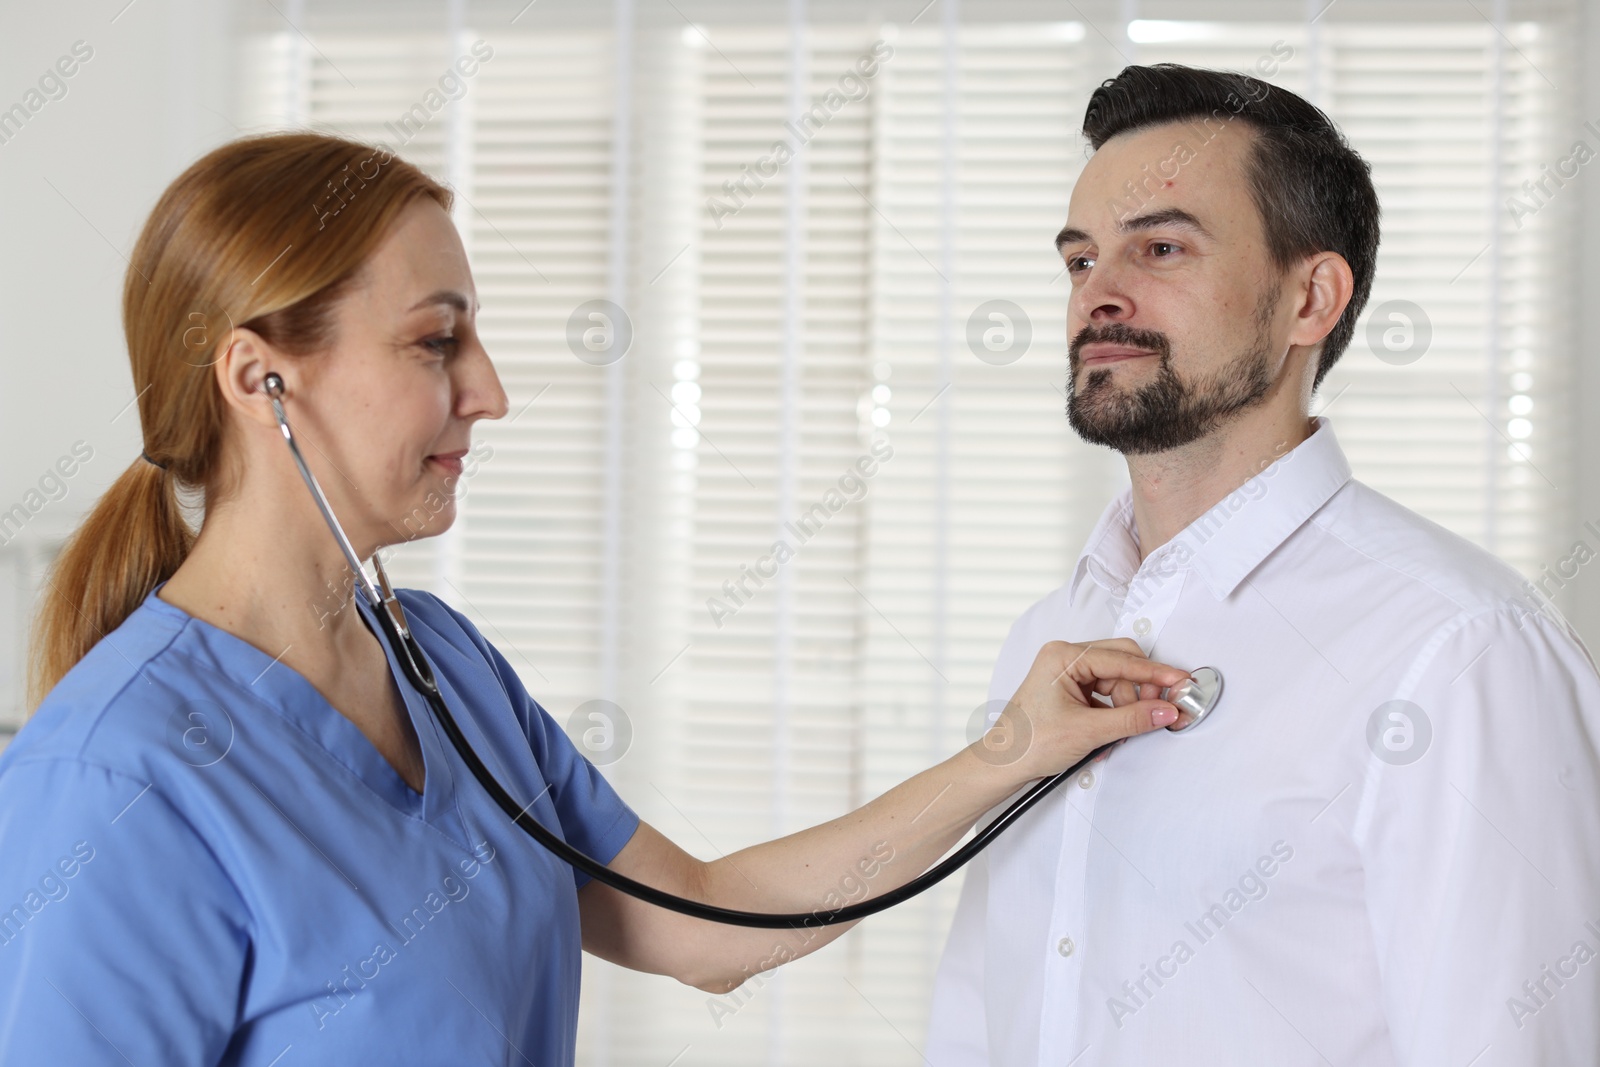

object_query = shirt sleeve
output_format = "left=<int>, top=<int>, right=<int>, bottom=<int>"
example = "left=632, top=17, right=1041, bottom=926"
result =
left=1354, top=604, right=1600, bottom=1064
left=0, top=759, right=250, bottom=1065
left=413, top=592, right=642, bottom=890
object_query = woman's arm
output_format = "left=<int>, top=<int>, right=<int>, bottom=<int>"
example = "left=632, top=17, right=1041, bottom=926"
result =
left=578, top=638, right=1188, bottom=992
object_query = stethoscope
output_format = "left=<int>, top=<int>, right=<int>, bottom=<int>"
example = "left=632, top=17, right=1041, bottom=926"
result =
left=261, top=372, right=1224, bottom=928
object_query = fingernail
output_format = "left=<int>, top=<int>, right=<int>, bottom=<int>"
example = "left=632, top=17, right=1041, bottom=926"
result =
left=1151, top=705, right=1178, bottom=726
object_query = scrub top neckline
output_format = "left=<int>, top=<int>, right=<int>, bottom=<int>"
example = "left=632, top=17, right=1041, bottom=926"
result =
left=143, top=581, right=458, bottom=826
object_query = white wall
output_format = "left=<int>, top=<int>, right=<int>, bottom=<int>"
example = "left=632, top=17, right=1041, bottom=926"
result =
left=0, top=0, right=242, bottom=727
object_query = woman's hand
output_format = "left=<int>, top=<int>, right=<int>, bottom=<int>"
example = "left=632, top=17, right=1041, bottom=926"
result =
left=975, top=638, right=1190, bottom=782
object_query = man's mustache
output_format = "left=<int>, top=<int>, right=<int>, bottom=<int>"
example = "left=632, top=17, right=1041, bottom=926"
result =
left=1069, top=324, right=1170, bottom=365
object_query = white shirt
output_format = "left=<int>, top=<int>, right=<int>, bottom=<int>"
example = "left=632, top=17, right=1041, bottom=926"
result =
left=926, top=415, right=1600, bottom=1066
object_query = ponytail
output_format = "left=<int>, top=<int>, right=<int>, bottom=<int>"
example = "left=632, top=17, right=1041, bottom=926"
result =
left=26, top=456, right=194, bottom=709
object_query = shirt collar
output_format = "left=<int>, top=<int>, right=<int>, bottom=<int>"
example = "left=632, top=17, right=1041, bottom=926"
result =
left=1068, top=415, right=1353, bottom=604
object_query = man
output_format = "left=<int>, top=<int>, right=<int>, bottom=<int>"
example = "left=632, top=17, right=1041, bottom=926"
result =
left=926, top=63, right=1600, bottom=1064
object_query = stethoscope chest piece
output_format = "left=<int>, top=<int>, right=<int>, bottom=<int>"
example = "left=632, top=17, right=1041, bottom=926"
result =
left=1163, top=666, right=1223, bottom=732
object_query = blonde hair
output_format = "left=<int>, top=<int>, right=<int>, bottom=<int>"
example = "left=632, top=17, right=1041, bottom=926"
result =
left=27, top=131, right=450, bottom=708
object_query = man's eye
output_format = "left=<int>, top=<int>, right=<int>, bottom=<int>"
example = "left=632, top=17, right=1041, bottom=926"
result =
left=1066, top=254, right=1096, bottom=273
left=423, top=336, right=459, bottom=356
left=1149, top=242, right=1180, bottom=257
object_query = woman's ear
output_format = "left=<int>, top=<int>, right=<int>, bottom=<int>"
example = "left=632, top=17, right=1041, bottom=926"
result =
left=211, top=326, right=283, bottom=428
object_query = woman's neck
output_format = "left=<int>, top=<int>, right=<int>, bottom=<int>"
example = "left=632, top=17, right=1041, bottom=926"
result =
left=158, top=498, right=383, bottom=673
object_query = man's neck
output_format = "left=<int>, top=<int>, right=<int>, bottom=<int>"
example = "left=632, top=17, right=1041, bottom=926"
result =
left=1126, top=408, right=1316, bottom=564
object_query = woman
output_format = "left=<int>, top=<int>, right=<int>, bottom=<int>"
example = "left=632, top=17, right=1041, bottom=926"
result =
left=0, top=132, right=1188, bottom=1065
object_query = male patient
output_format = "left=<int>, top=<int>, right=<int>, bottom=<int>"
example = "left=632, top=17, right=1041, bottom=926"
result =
left=926, top=63, right=1600, bottom=1064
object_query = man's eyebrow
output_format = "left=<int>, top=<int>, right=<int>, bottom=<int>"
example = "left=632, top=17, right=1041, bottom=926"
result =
left=1055, top=207, right=1216, bottom=249
left=406, top=289, right=478, bottom=314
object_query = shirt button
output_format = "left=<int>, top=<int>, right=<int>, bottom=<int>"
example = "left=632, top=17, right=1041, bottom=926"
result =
left=1078, top=770, right=1095, bottom=789
left=1132, top=616, right=1151, bottom=636
left=1057, top=936, right=1075, bottom=957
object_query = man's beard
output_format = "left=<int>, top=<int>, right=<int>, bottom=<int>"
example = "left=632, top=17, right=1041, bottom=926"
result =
left=1065, top=282, right=1281, bottom=456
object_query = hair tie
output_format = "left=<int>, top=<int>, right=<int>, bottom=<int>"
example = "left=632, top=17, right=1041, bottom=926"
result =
left=140, top=450, right=169, bottom=472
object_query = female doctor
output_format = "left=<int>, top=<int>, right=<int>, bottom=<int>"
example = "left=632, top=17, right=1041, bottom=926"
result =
left=0, top=132, right=1188, bottom=1065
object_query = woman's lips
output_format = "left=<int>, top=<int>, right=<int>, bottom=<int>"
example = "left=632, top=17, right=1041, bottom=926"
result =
left=428, top=451, right=467, bottom=477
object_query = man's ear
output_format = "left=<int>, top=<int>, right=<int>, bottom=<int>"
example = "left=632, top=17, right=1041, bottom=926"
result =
left=212, top=326, right=285, bottom=428
left=1286, top=251, right=1354, bottom=351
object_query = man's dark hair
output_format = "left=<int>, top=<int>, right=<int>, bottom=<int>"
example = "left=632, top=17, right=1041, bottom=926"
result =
left=1082, top=63, right=1380, bottom=390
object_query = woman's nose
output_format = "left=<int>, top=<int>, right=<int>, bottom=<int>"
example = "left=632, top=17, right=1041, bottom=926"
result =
left=459, top=342, right=509, bottom=420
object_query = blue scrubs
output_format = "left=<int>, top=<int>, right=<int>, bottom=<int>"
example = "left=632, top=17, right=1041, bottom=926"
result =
left=0, top=584, right=640, bottom=1065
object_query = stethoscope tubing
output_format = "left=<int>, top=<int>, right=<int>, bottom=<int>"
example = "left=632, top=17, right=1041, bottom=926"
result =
left=372, top=596, right=1112, bottom=928
left=384, top=590, right=1111, bottom=926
